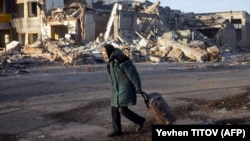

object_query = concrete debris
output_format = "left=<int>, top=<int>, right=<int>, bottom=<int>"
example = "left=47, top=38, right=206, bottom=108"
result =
left=6, top=41, right=21, bottom=53
left=21, top=46, right=44, bottom=54
left=1, top=0, right=250, bottom=71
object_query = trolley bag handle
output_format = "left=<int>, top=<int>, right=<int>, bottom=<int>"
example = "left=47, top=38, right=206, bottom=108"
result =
left=140, top=91, right=150, bottom=108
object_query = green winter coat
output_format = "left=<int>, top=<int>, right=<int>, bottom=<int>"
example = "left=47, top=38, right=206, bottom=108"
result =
left=106, top=48, right=141, bottom=107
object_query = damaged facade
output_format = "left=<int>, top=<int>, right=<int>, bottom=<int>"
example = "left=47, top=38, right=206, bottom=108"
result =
left=0, top=0, right=14, bottom=52
left=194, top=11, right=250, bottom=51
left=7, top=0, right=107, bottom=46
left=1, top=0, right=250, bottom=66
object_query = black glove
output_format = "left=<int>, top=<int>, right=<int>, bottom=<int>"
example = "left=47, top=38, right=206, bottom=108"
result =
left=136, top=89, right=143, bottom=94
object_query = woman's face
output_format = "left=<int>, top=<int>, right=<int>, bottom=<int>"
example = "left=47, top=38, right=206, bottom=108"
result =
left=102, top=48, right=109, bottom=62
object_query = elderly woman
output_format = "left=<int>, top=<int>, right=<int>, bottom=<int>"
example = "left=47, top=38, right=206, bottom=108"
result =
left=101, top=44, right=145, bottom=137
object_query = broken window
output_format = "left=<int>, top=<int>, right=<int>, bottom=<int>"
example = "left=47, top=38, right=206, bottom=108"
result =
left=0, top=0, right=5, bottom=13
left=5, top=0, right=14, bottom=13
left=51, top=25, right=68, bottom=40
left=20, top=34, right=25, bottom=45
left=28, top=2, right=38, bottom=17
left=232, top=19, right=242, bottom=44
left=16, top=3, right=24, bottom=18
left=0, top=30, right=9, bottom=47
left=0, top=33, right=5, bottom=47
left=28, top=33, right=38, bottom=44
left=232, top=19, right=242, bottom=29
left=197, top=28, right=220, bottom=38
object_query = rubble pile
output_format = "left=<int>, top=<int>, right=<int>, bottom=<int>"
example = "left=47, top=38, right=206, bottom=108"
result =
left=0, top=1, right=249, bottom=71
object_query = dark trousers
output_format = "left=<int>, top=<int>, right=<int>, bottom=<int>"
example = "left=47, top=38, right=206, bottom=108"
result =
left=111, top=106, right=145, bottom=132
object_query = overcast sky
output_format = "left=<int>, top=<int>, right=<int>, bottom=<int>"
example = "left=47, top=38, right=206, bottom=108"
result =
left=150, top=0, right=250, bottom=14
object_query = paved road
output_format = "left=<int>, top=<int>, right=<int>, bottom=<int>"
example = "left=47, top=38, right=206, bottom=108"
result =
left=0, top=62, right=250, bottom=140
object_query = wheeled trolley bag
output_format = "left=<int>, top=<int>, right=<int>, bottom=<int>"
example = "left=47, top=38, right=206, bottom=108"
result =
left=141, top=92, right=176, bottom=125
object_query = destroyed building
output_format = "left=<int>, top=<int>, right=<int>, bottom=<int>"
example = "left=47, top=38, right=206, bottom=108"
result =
left=0, top=0, right=14, bottom=52
left=1, top=0, right=250, bottom=66
left=193, top=11, right=250, bottom=51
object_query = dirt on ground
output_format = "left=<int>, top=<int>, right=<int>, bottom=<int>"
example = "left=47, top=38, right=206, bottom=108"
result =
left=173, top=89, right=250, bottom=124
left=47, top=88, right=249, bottom=141
left=1, top=87, right=247, bottom=141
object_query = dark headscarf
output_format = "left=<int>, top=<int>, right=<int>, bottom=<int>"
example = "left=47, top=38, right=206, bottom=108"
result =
left=103, top=44, right=115, bottom=58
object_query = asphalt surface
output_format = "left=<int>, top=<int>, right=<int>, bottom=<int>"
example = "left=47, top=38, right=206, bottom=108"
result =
left=0, top=61, right=250, bottom=141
